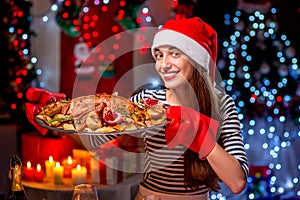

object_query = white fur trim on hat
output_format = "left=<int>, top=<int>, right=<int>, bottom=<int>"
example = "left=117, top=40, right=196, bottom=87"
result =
left=151, top=29, right=212, bottom=73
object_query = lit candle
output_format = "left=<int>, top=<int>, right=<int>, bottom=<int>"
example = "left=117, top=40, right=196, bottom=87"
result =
left=45, top=156, right=55, bottom=179
left=23, top=161, right=34, bottom=181
left=34, top=164, right=44, bottom=182
left=53, top=162, right=64, bottom=184
left=62, top=156, right=77, bottom=178
left=71, top=164, right=87, bottom=185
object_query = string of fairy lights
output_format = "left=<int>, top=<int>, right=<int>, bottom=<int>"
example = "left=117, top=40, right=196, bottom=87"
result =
left=1, top=0, right=299, bottom=199
left=216, top=8, right=300, bottom=199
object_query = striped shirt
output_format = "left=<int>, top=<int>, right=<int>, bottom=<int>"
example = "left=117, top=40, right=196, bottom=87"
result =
left=88, top=88, right=249, bottom=195
left=130, top=89, right=249, bottom=195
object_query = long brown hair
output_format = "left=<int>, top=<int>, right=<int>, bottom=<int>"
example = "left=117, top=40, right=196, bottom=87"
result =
left=183, top=65, right=221, bottom=191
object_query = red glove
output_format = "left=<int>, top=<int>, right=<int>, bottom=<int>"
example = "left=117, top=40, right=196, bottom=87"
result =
left=25, top=88, right=66, bottom=135
left=165, top=106, right=219, bottom=159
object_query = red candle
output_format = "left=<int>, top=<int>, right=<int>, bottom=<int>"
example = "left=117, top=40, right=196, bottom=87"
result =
left=34, top=164, right=44, bottom=182
left=24, top=161, right=34, bottom=181
left=62, top=156, right=77, bottom=178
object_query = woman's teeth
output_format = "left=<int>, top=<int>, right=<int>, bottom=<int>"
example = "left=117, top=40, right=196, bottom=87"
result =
left=164, top=72, right=178, bottom=77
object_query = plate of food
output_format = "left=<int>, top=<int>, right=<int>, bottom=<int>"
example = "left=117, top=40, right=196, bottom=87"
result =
left=34, top=93, right=168, bottom=135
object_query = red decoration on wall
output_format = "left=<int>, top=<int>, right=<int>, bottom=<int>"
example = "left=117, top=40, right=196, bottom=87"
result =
left=60, top=0, right=134, bottom=98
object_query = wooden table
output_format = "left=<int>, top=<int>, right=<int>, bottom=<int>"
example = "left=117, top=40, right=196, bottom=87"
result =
left=23, top=174, right=142, bottom=200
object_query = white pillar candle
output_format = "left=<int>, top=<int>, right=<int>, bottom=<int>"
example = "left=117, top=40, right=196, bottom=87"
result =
left=72, top=164, right=87, bottom=185
left=45, top=156, right=55, bottom=179
left=53, top=162, right=64, bottom=184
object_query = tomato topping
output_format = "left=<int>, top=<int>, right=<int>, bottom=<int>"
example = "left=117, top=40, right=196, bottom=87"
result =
left=144, top=98, right=159, bottom=107
left=102, top=107, right=123, bottom=125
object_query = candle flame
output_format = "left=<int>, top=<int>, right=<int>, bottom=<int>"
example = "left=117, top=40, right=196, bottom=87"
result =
left=67, top=156, right=72, bottom=165
left=27, top=161, right=31, bottom=169
left=37, top=164, right=41, bottom=172
left=76, top=164, right=81, bottom=170
left=49, top=156, right=53, bottom=163
left=55, top=162, right=61, bottom=168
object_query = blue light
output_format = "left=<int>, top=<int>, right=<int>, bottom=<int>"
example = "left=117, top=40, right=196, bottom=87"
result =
left=281, top=34, right=287, bottom=41
left=264, top=79, right=270, bottom=86
left=36, top=69, right=42, bottom=75
left=279, top=57, right=285, bottom=63
left=31, top=56, right=38, bottom=64
left=248, top=129, right=254, bottom=135
left=51, top=4, right=58, bottom=11
left=83, top=6, right=89, bottom=12
left=21, top=33, right=29, bottom=43
left=282, top=78, right=287, bottom=84
left=244, top=82, right=250, bottom=88
left=233, top=17, right=239, bottom=23
left=269, top=126, right=275, bottom=132
left=249, top=30, right=256, bottom=37
left=238, top=113, right=244, bottom=120
left=235, top=10, right=241, bottom=17
left=259, top=23, right=265, bottom=29
left=42, top=16, right=48, bottom=22
left=39, top=82, right=45, bottom=87
left=241, top=51, right=247, bottom=57
left=249, top=15, right=255, bottom=22
left=244, top=73, right=250, bottom=79
left=267, top=116, right=273, bottom=122
left=252, top=23, right=258, bottom=29
left=246, top=55, right=252, bottom=61
left=277, top=52, right=283, bottom=58
left=241, top=44, right=247, bottom=50
left=226, top=85, right=232, bottom=91
left=285, top=40, right=291, bottom=46
left=238, top=101, right=244, bottom=107
left=224, top=13, right=230, bottom=20
left=243, top=65, right=249, bottom=71
left=223, top=41, right=229, bottom=47
left=281, top=142, right=287, bottom=148
left=234, top=31, right=240, bottom=37
left=227, top=47, right=233, bottom=53
left=23, top=49, right=29, bottom=55
left=260, top=128, right=266, bottom=135
left=279, top=116, right=286, bottom=122
left=9, top=27, right=14, bottom=33
left=244, top=35, right=250, bottom=42
left=229, top=53, right=235, bottom=59
left=249, top=120, right=255, bottom=127
left=271, top=7, right=277, bottom=14
left=230, top=59, right=236, bottom=65
left=291, top=58, right=298, bottom=64
left=273, top=108, right=279, bottom=114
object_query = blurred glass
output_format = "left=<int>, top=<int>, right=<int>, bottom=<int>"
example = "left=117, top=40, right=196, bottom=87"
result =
left=71, top=184, right=98, bottom=200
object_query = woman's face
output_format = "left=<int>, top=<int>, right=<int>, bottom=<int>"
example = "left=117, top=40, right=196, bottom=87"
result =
left=154, top=46, right=194, bottom=89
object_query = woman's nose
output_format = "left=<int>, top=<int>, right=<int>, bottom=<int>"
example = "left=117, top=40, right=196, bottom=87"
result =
left=161, top=55, right=172, bottom=70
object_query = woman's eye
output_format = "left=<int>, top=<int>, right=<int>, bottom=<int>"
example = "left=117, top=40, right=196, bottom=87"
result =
left=155, top=53, right=163, bottom=59
left=171, top=51, right=180, bottom=57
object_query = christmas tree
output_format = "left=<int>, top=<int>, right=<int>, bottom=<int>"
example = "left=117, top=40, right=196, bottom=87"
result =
left=0, top=0, right=36, bottom=126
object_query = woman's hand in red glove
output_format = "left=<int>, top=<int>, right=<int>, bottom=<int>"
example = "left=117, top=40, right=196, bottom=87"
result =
left=165, top=106, right=219, bottom=159
left=25, top=88, right=66, bottom=135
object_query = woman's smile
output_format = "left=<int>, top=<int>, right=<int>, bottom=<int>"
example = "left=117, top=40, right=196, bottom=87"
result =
left=162, top=71, right=179, bottom=81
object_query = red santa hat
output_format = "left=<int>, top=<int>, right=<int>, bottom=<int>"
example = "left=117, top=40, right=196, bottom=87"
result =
left=151, top=17, right=218, bottom=82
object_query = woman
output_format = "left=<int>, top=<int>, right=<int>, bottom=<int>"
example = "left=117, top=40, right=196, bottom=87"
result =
left=130, top=17, right=249, bottom=199
left=25, top=17, right=248, bottom=200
